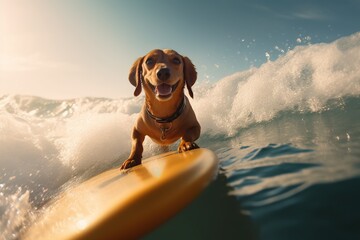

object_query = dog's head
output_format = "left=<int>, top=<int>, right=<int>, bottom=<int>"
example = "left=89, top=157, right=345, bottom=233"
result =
left=129, top=49, right=197, bottom=101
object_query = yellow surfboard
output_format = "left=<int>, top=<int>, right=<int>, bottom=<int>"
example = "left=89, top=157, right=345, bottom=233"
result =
left=24, top=148, right=218, bottom=240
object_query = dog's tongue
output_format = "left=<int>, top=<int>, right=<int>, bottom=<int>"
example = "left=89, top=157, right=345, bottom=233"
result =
left=156, top=83, right=172, bottom=96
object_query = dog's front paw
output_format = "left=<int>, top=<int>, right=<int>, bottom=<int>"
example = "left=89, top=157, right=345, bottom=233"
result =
left=120, top=159, right=141, bottom=170
left=178, top=140, right=199, bottom=153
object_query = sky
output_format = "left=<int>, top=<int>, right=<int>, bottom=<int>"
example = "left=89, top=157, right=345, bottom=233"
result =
left=1, top=0, right=360, bottom=99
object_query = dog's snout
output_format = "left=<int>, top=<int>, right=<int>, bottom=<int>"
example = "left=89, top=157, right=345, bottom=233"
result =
left=157, top=68, right=171, bottom=81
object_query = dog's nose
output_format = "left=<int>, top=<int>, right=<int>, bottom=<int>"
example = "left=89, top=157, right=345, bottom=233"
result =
left=157, top=68, right=171, bottom=81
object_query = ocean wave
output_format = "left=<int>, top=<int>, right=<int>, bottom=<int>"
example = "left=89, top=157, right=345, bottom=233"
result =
left=1, top=33, right=360, bottom=130
left=0, top=95, right=143, bottom=118
left=1, top=33, right=360, bottom=136
left=193, top=32, right=360, bottom=136
left=1, top=32, right=360, bottom=239
left=0, top=32, right=359, bottom=182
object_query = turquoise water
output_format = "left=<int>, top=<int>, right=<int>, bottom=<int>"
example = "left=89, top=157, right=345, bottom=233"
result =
left=147, top=97, right=360, bottom=240
left=1, top=33, right=360, bottom=239
left=215, top=97, right=360, bottom=239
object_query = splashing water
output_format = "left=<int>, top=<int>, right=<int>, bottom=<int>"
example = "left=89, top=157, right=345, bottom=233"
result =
left=1, top=32, right=360, bottom=239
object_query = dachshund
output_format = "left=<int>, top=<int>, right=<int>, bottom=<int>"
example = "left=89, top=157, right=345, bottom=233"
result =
left=120, top=49, right=201, bottom=169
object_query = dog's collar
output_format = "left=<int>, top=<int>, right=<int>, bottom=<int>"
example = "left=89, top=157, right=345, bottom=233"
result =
left=146, top=97, right=186, bottom=123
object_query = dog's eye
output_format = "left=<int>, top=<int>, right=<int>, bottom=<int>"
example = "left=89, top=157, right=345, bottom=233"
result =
left=173, top=57, right=181, bottom=65
left=145, top=58, right=154, bottom=65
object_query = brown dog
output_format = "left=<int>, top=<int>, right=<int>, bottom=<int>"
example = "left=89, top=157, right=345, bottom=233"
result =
left=120, top=49, right=201, bottom=169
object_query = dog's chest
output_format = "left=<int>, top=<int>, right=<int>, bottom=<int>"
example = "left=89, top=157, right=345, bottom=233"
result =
left=149, top=122, right=181, bottom=145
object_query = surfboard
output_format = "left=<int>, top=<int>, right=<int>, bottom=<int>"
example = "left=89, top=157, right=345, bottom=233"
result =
left=23, top=148, right=218, bottom=240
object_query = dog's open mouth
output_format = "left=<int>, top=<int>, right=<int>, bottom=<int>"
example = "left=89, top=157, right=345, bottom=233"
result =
left=149, top=81, right=180, bottom=98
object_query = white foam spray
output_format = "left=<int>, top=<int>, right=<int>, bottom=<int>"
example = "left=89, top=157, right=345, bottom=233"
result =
left=192, top=32, right=360, bottom=136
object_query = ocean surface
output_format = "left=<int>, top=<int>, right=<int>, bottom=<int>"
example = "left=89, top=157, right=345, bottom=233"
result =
left=1, top=32, right=360, bottom=240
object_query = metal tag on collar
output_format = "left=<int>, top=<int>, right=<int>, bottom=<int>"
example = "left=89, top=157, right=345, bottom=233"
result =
left=158, top=122, right=172, bottom=141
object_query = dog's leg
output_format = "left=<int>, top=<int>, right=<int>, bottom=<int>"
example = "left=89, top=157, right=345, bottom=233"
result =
left=178, top=125, right=201, bottom=153
left=120, top=128, right=145, bottom=170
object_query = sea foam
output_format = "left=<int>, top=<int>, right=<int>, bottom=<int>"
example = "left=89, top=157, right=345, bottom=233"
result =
left=192, top=32, right=360, bottom=136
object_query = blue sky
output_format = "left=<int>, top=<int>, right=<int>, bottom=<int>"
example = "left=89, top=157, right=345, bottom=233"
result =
left=1, top=0, right=360, bottom=99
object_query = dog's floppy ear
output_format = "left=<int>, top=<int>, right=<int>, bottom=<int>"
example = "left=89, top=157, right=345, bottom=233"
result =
left=129, top=57, right=144, bottom=97
left=182, top=56, right=197, bottom=98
